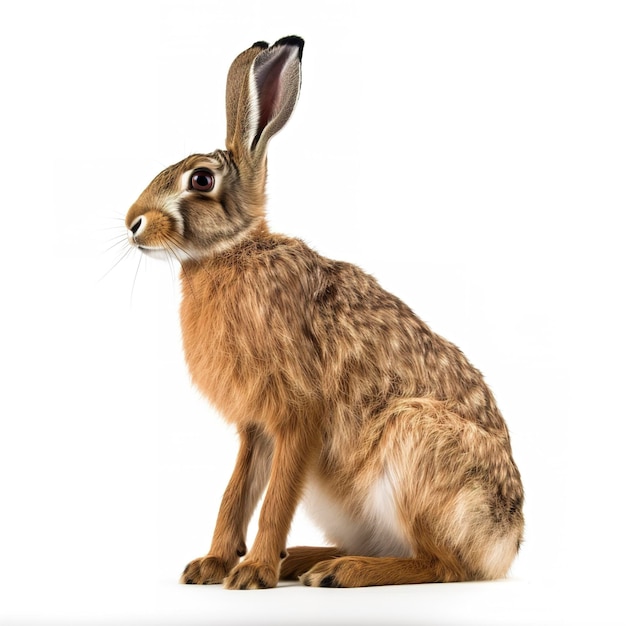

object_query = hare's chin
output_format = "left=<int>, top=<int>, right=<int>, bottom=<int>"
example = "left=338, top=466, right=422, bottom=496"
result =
left=138, top=247, right=169, bottom=261
left=137, top=246, right=192, bottom=263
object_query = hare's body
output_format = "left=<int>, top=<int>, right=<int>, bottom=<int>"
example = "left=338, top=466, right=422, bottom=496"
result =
left=179, top=227, right=522, bottom=586
left=126, top=36, right=523, bottom=589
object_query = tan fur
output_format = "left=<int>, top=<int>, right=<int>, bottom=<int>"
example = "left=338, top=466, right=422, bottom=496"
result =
left=279, top=547, right=345, bottom=580
left=125, top=36, right=524, bottom=589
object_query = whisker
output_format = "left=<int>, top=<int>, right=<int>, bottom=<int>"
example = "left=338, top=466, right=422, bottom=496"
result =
left=96, top=211, right=135, bottom=282
left=163, top=239, right=181, bottom=297
left=163, top=234, right=200, bottom=305
left=102, top=234, right=130, bottom=255
left=100, top=224, right=129, bottom=232
left=130, top=250, right=144, bottom=305
left=99, top=242, right=136, bottom=283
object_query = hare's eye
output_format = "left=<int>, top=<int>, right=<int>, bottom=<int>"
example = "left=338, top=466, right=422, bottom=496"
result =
left=190, top=169, right=215, bottom=192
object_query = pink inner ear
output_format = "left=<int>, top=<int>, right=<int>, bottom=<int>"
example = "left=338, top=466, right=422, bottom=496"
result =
left=255, top=47, right=291, bottom=137
left=257, top=74, right=280, bottom=133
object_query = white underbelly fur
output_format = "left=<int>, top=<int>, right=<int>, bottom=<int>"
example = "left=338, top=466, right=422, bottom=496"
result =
left=304, top=468, right=413, bottom=558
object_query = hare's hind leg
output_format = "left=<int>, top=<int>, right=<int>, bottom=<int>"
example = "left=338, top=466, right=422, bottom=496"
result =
left=280, top=546, right=345, bottom=580
left=300, top=554, right=467, bottom=588
left=300, top=398, right=523, bottom=588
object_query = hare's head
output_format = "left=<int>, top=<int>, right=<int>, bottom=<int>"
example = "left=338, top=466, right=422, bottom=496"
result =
left=125, top=36, right=304, bottom=261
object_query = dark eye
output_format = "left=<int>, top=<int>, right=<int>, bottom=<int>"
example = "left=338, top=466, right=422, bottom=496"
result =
left=190, top=168, right=215, bottom=192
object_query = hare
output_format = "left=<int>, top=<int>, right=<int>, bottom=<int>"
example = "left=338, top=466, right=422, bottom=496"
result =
left=125, top=36, right=524, bottom=589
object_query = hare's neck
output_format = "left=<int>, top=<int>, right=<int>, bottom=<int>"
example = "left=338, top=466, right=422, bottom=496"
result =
left=183, top=218, right=269, bottom=265
left=179, top=220, right=272, bottom=290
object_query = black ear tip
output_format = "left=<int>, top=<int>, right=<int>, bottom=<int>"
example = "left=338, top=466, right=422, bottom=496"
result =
left=251, top=40, right=270, bottom=50
left=274, top=35, right=305, bottom=59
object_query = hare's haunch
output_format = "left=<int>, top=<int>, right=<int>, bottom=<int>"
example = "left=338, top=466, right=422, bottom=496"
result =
left=125, top=36, right=523, bottom=589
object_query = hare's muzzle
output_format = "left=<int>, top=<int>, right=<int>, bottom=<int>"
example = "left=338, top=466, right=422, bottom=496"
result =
left=124, top=206, right=182, bottom=256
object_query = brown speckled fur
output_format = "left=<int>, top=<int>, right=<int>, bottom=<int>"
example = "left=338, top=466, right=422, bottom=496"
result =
left=125, top=36, right=523, bottom=589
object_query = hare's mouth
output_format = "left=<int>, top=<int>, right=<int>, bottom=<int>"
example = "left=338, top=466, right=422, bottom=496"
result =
left=137, top=246, right=172, bottom=260
left=134, top=242, right=194, bottom=263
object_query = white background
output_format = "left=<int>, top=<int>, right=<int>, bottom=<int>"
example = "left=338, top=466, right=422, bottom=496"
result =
left=1, top=1, right=625, bottom=624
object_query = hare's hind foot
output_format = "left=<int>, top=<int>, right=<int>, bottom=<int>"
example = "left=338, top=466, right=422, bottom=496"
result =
left=279, top=546, right=345, bottom=580
left=300, top=556, right=468, bottom=588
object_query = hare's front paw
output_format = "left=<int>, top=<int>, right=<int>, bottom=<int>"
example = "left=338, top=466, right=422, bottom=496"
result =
left=224, top=561, right=278, bottom=590
left=180, top=555, right=232, bottom=585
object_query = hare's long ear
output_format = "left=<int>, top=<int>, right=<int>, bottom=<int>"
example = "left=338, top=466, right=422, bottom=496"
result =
left=225, top=41, right=269, bottom=152
left=226, top=36, right=304, bottom=164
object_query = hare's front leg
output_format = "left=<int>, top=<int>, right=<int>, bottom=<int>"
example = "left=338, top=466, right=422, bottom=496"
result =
left=180, top=425, right=272, bottom=584
left=224, top=427, right=316, bottom=590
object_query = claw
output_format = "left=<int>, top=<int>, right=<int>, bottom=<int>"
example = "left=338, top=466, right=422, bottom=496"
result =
left=320, top=574, right=339, bottom=588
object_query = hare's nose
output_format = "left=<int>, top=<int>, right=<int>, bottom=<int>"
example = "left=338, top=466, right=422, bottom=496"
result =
left=129, top=215, right=146, bottom=238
